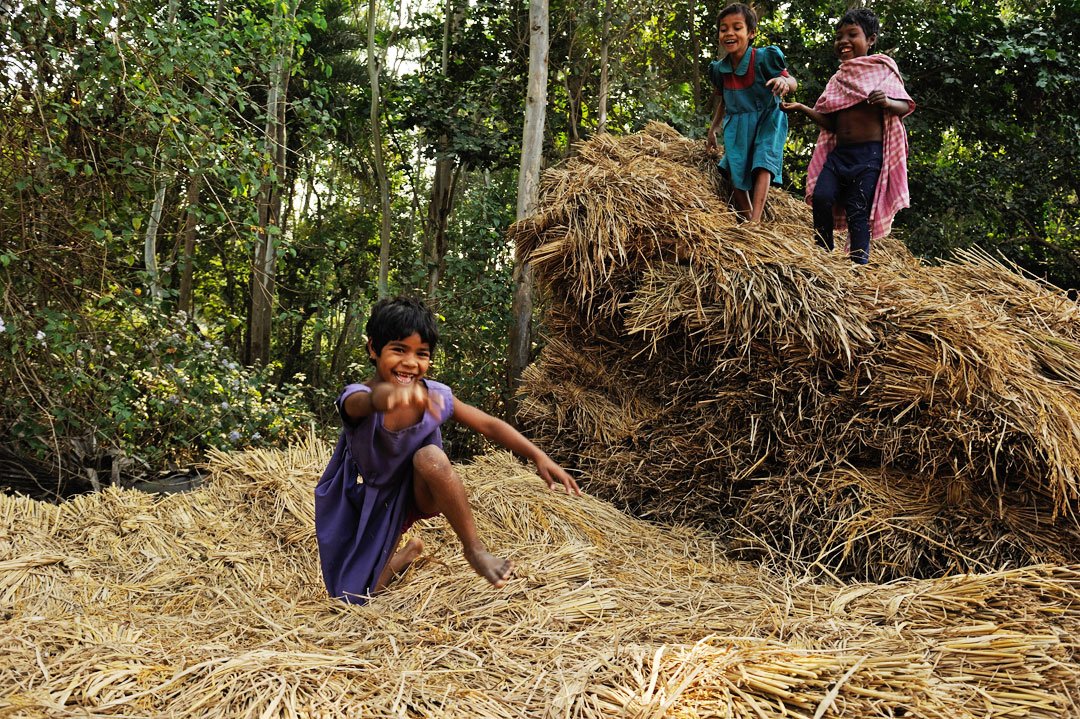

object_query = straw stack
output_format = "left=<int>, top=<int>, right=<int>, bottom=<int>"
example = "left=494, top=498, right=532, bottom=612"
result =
left=1, top=442, right=1078, bottom=717
left=512, top=122, right=1080, bottom=581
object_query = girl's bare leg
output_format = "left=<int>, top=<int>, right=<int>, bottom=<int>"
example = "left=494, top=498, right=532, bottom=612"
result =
left=374, top=536, right=424, bottom=593
left=411, top=445, right=513, bottom=587
left=748, top=169, right=772, bottom=223
left=730, top=189, right=752, bottom=220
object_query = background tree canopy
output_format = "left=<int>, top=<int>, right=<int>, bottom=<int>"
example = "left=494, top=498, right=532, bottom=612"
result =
left=1, top=0, right=1077, bottom=491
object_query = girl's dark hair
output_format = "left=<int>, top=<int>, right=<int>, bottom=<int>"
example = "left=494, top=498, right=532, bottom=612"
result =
left=365, top=296, right=439, bottom=362
left=718, top=3, right=757, bottom=34
left=838, top=8, right=879, bottom=42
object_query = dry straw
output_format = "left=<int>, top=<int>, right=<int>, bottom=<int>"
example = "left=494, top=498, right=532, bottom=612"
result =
left=2, top=441, right=1079, bottom=717
left=512, top=122, right=1080, bottom=581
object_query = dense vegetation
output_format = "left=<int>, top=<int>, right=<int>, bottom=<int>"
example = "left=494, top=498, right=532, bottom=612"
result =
left=1, top=0, right=1077, bottom=488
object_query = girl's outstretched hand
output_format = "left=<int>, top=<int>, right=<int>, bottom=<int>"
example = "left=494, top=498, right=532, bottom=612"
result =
left=536, top=456, right=581, bottom=496
left=375, top=381, right=444, bottom=418
left=780, top=101, right=807, bottom=114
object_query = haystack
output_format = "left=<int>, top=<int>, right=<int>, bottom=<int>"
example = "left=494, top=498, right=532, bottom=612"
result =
left=1, top=441, right=1079, bottom=717
left=512, top=122, right=1080, bottom=581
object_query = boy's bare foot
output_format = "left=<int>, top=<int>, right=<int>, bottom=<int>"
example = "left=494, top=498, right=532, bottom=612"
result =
left=464, top=546, right=514, bottom=587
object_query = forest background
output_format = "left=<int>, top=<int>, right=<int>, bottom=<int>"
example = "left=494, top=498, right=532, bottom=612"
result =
left=1, top=0, right=1077, bottom=490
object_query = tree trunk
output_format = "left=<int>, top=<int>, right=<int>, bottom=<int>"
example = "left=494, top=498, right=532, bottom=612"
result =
left=690, top=0, right=701, bottom=114
left=598, top=0, right=610, bottom=134
left=507, top=0, right=549, bottom=402
left=330, top=302, right=360, bottom=378
left=177, top=172, right=201, bottom=316
left=247, top=1, right=295, bottom=365
left=369, top=0, right=392, bottom=299
left=144, top=176, right=167, bottom=302
left=426, top=147, right=454, bottom=296
left=423, top=0, right=463, bottom=298
left=565, top=74, right=581, bottom=146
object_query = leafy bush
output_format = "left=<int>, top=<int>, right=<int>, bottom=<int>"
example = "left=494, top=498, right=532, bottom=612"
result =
left=0, top=289, right=314, bottom=473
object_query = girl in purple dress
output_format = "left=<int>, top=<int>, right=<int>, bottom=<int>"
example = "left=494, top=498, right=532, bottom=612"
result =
left=315, top=297, right=580, bottom=604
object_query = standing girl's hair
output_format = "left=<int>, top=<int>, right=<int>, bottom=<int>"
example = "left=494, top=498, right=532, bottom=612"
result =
left=718, top=3, right=757, bottom=34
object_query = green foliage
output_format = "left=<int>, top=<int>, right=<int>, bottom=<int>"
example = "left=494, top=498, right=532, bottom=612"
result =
left=0, top=288, right=314, bottom=469
left=422, top=170, right=519, bottom=459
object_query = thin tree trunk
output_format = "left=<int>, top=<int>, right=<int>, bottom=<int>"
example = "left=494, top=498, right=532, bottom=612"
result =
left=690, top=0, right=701, bottom=113
left=144, top=176, right=167, bottom=302
left=426, top=150, right=454, bottom=296
left=507, top=0, right=549, bottom=402
left=369, top=0, right=392, bottom=299
left=330, top=303, right=360, bottom=378
left=247, top=1, right=295, bottom=365
left=424, top=0, right=461, bottom=297
left=177, top=172, right=201, bottom=315
left=563, top=12, right=581, bottom=146
left=598, top=0, right=610, bottom=133
left=564, top=73, right=581, bottom=146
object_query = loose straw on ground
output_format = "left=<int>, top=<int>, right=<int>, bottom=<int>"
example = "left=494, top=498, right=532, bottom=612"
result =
left=1, top=440, right=1078, bottom=717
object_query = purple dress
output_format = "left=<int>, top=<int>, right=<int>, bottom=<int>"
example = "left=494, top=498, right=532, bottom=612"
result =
left=314, top=380, right=455, bottom=603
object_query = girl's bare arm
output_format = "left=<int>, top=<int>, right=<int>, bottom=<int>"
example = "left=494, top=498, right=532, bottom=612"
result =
left=452, top=400, right=581, bottom=495
left=341, top=381, right=442, bottom=422
left=707, top=91, right=725, bottom=152
left=780, top=101, right=836, bottom=131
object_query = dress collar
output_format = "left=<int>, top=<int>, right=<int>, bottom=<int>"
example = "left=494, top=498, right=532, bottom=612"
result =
left=717, top=47, right=754, bottom=76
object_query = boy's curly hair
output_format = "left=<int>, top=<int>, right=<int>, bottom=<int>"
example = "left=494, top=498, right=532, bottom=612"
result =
left=718, top=3, right=758, bottom=34
left=365, top=296, right=439, bottom=362
left=839, top=8, right=879, bottom=42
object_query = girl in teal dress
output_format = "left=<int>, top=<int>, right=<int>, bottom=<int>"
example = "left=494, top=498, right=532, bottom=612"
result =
left=706, top=3, right=796, bottom=222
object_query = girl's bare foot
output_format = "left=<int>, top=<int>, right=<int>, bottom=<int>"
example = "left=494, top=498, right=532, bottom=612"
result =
left=375, top=537, right=424, bottom=591
left=464, top=546, right=514, bottom=587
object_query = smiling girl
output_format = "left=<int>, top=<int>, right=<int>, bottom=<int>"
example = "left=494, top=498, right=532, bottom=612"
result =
left=314, top=296, right=580, bottom=604
left=706, top=3, right=797, bottom=223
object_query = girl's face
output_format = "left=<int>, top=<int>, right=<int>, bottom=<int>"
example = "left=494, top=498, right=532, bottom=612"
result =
left=369, top=332, right=432, bottom=386
left=718, top=12, right=754, bottom=59
left=834, top=22, right=875, bottom=61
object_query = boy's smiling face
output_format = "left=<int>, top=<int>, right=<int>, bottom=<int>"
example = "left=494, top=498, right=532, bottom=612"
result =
left=834, top=22, right=875, bottom=61
left=718, top=13, right=754, bottom=59
left=369, top=332, right=431, bottom=386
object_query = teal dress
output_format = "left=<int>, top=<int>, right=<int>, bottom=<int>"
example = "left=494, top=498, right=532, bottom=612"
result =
left=709, top=46, right=789, bottom=191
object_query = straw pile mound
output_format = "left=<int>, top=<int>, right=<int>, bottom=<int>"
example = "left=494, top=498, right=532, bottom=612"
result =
left=511, top=122, right=1080, bottom=582
left=2, top=441, right=1079, bottom=717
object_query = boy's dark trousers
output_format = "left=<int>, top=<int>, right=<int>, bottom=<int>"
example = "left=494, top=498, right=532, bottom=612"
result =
left=811, top=141, right=882, bottom=265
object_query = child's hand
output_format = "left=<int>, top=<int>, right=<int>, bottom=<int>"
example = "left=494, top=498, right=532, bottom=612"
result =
left=374, top=382, right=444, bottom=418
left=705, top=129, right=719, bottom=157
left=780, top=101, right=806, bottom=114
left=536, top=456, right=581, bottom=496
left=766, top=76, right=792, bottom=98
